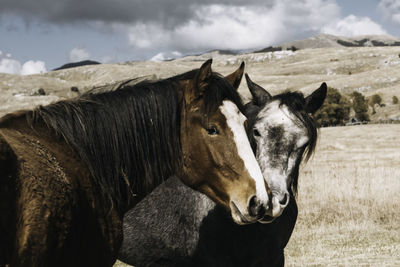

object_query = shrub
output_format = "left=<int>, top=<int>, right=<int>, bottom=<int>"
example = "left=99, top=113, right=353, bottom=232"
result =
left=370, top=94, right=382, bottom=106
left=351, top=91, right=370, bottom=122
left=38, top=88, right=46, bottom=95
left=71, top=86, right=80, bottom=93
left=393, top=96, right=399, bottom=104
left=369, top=94, right=383, bottom=114
left=314, top=87, right=351, bottom=127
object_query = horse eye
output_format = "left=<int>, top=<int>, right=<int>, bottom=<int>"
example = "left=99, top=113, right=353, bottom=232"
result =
left=206, top=126, right=219, bottom=135
left=253, top=128, right=261, bottom=137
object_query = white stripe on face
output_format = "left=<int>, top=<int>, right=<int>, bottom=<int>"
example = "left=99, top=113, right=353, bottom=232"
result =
left=219, top=100, right=269, bottom=204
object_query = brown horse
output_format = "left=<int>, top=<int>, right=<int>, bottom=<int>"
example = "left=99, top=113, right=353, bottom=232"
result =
left=0, top=60, right=270, bottom=267
left=117, top=77, right=327, bottom=267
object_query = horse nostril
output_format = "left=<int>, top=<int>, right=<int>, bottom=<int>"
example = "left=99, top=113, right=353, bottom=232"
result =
left=279, top=193, right=289, bottom=206
left=248, top=196, right=265, bottom=218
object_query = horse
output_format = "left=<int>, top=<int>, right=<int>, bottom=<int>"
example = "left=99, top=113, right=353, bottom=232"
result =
left=118, top=75, right=327, bottom=267
left=0, top=60, right=271, bottom=267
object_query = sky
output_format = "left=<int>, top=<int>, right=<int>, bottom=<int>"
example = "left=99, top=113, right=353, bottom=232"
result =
left=1, top=0, right=400, bottom=74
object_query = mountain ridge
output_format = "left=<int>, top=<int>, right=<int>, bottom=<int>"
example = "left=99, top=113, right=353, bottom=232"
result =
left=279, top=34, right=400, bottom=50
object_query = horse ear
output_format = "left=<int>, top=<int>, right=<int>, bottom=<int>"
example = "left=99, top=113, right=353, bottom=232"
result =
left=195, top=59, right=213, bottom=94
left=245, top=73, right=271, bottom=106
left=225, top=62, right=245, bottom=90
left=186, top=59, right=212, bottom=104
left=305, top=82, right=327, bottom=114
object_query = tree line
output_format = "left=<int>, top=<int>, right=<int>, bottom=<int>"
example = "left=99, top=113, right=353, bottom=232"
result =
left=314, top=87, right=399, bottom=127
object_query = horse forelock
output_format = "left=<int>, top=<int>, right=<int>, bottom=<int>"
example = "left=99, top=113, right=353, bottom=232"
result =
left=201, top=73, right=245, bottom=117
left=28, top=78, right=183, bottom=210
left=166, top=68, right=245, bottom=116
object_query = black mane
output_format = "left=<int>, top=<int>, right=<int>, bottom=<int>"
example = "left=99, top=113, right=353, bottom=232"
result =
left=26, top=68, right=244, bottom=210
left=273, top=91, right=318, bottom=194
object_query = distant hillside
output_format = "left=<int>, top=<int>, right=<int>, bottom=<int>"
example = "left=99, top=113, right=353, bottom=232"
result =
left=53, top=60, right=101, bottom=71
left=255, top=34, right=400, bottom=52
left=1, top=41, right=399, bottom=123
left=204, top=49, right=240, bottom=55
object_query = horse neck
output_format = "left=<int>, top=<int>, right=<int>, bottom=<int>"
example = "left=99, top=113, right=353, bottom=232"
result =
left=18, top=83, right=183, bottom=213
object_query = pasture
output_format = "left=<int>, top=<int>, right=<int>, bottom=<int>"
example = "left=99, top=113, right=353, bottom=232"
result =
left=286, top=124, right=400, bottom=266
left=115, top=124, right=400, bottom=267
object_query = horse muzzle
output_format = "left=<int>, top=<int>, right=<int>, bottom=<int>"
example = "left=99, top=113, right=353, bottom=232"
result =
left=258, top=192, right=290, bottom=223
left=230, top=195, right=267, bottom=225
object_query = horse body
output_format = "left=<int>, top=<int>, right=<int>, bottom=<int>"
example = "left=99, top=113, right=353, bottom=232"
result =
left=119, top=77, right=327, bottom=267
left=0, top=113, right=122, bottom=266
left=119, top=176, right=297, bottom=267
left=0, top=61, right=271, bottom=266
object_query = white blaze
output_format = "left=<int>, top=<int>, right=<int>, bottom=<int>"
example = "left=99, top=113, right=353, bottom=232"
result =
left=219, top=100, right=269, bottom=204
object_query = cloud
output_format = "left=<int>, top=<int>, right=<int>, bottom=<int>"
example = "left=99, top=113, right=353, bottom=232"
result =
left=0, top=0, right=390, bottom=62
left=379, top=0, right=400, bottom=24
left=0, top=0, right=273, bottom=26
left=0, top=0, right=339, bottom=41
left=69, top=47, right=90, bottom=62
left=322, top=15, right=388, bottom=37
left=0, top=58, right=21, bottom=74
left=150, top=51, right=182, bottom=61
left=0, top=52, right=47, bottom=75
left=21, top=60, right=47, bottom=75
left=127, top=0, right=341, bottom=54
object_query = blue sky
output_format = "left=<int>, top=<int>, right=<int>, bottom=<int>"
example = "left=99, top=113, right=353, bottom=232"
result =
left=1, top=0, right=400, bottom=74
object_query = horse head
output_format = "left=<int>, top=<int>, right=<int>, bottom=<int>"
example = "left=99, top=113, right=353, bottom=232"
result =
left=245, top=74, right=326, bottom=221
left=178, top=60, right=270, bottom=225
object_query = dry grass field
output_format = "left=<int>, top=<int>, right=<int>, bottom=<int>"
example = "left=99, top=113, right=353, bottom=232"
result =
left=286, top=124, right=400, bottom=266
left=115, top=124, right=400, bottom=267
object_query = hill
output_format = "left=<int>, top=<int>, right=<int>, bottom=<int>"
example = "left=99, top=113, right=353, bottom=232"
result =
left=255, top=34, right=400, bottom=52
left=53, top=60, right=101, bottom=71
left=0, top=38, right=399, bottom=122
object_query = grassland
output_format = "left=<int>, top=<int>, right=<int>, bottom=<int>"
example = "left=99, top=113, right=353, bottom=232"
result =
left=115, top=124, right=400, bottom=267
left=286, top=124, right=400, bottom=266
